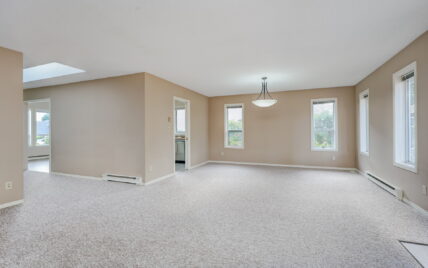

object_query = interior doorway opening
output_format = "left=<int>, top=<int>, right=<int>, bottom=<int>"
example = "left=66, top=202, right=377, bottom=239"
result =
left=25, top=99, right=51, bottom=173
left=173, top=97, right=190, bottom=172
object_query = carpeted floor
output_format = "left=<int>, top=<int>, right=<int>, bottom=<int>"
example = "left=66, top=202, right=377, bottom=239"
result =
left=1, top=164, right=427, bottom=267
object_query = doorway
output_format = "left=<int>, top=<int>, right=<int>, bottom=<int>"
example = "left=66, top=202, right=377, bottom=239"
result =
left=25, top=99, right=51, bottom=173
left=173, top=97, right=190, bottom=172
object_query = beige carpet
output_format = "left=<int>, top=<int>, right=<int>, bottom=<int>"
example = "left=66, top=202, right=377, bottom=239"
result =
left=1, top=164, right=427, bottom=267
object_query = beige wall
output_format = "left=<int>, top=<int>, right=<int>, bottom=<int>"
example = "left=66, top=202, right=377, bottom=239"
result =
left=144, top=73, right=209, bottom=182
left=209, top=87, right=356, bottom=168
left=24, top=74, right=146, bottom=178
left=18, top=32, right=427, bottom=213
left=23, top=72, right=209, bottom=183
left=0, top=47, right=23, bottom=206
left=355, top=31, right=428, bottom=210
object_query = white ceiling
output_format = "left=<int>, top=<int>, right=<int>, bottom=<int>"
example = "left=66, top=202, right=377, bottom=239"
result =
left=1, top=0, right=427, bottom=96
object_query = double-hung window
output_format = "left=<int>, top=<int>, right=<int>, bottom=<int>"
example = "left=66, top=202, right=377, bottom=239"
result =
left=311, top=98, right=337, bottom=151
left=393, top=62, right=417, bottom=173
left=359, top=89, right=369, bottom=155
left=225, top=104, right=244, bottom=148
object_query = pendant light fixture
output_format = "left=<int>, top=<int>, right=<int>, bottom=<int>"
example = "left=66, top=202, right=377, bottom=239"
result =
left=252, top=77, right=277, bottom=107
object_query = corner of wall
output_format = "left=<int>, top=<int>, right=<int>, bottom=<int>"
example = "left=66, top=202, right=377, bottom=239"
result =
left=0, top=46, right=24, bottom=206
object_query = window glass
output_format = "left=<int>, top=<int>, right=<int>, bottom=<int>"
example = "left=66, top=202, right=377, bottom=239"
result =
left=225, top=105, right=243, bottom=148
left=312, top=100, right=336, bottom=150
left=176, top=109, right=186, bottom=133
left=28, top=109, right=32, bottom=146
left=36, top=111, right=50, bottom=146
left=359, top=91, right=369, bottom=154
left=406, top=76, right=416, bottom=164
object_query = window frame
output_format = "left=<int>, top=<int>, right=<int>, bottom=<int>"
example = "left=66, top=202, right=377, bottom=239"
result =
left=310, top=98, right=338, bottom=152
left=224, top=103, right=244, bottom=149
left=393, top=61, right=417, bottom=173
left=359, top=89, right=369, bottom=156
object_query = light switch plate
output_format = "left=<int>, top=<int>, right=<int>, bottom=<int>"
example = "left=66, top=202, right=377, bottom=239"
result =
left=5, top=181, right=13, bottom=190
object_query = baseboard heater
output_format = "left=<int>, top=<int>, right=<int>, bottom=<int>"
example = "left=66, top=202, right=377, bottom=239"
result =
left=366, top=172, right=403, bottom=200
left=28, top=155, right=49, bottom=159
left=102, top=174, right=142, bottom=185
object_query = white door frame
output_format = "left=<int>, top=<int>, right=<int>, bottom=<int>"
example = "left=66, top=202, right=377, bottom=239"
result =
left=173, top=96, right=191, bottom=171
left=24, top=98, right=52, bottom=173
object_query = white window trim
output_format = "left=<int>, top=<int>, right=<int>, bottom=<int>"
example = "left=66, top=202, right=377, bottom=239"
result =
left=359, top=89, right=369, bottom=156
left=224, top=103, right=244, bottom=149
left=393, top=61, right=418, bottom=173
left=311, top=98, right=338, bottom=152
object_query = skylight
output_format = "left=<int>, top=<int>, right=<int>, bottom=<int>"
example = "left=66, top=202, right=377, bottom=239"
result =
left=23, top=62, right=85, bottom=83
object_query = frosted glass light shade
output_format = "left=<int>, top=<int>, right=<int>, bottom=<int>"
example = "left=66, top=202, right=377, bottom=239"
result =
left=252, top=99, right=278, bottom=107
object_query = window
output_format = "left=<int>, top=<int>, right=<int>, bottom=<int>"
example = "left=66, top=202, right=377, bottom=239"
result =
left=225, top=104, right=244, bottom=148
left=311, top=98, right=337, bottom=151
left=36, top=111, right=50, bottom=146
left=175, top=108, right=186, bottom=133
left=28, top=109, right=32, bottom=146
left=23, top=62, right=85, bottom=83
left=359, top=89, right=369, bottom=155
left=393, top=62, right=417, bottom=173
left=28, top=107, right=50, bottom=147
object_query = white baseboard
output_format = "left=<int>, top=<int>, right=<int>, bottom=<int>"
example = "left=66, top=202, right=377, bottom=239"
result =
left=144, top=172, right=176, bottom=186
left=144, top=161, right=208, bottom=186
left=189, top=161, right=209, bottom=170
left=357, top=169, right=428, bottom=216
left=0, top=199, right=24, bottom=210
left=51, top=172, right=102, bottom=181
left=207, top=160, right=356, bottom=172
left=26, top=170, right=49, bottom=175
left=355, top=169, right=365, bottom=176
left=402, top=198, right=428, bottom=217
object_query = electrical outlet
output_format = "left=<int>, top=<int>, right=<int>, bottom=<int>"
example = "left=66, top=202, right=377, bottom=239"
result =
left=149, top=165, right=153, bottom=172
left=423, top=185, right=427, bottom=196
left=5, top=181, right=13, bottom=190
left=332, top=155, right=336, bottom=161
left=220, top=152, right=224, bottom=156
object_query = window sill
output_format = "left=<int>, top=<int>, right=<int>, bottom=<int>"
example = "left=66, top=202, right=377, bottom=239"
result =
left=311, top=148, right=337, bottom=152
left=359, top=152, right=369, bottom=157
left=225, top=146, right=244, bottom=150
left=394, top=162, right=417, bottom=173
